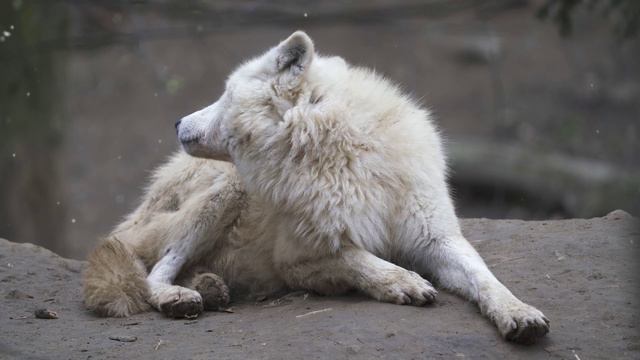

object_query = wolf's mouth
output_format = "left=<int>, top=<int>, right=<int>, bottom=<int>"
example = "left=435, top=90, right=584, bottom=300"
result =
left=180, top=137, right=200, bottom=145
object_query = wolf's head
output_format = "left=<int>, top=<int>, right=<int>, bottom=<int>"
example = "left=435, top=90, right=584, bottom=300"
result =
left=176, top=31, right=326, bottom=162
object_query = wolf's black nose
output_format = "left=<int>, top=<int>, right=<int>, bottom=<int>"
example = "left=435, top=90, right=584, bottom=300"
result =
left=174, top=119, right=182, bottom=132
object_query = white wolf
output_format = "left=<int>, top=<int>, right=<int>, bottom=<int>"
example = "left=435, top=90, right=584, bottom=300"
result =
left=83, top=31, right=549, bottom=343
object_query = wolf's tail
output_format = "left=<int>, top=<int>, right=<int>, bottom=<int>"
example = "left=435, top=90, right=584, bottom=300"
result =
left=83, top=237, right=150, bottom=317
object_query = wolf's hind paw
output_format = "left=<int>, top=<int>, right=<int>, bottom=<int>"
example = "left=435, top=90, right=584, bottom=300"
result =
left=189, top=272, right=230, bottom=311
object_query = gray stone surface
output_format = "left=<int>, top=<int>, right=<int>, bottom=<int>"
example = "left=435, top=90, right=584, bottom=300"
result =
left=0, top=211, right=638, bottom=359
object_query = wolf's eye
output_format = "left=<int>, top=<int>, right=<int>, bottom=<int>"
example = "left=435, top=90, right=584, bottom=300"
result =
left=310, top=90, right=323, bottom=104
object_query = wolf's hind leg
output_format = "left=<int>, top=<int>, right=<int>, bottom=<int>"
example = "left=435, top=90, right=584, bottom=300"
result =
left=146, top=172, right=245, bottom=318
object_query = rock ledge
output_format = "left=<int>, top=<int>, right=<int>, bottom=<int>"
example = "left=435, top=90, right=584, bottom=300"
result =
left=1, top=213, right=638, bottom=359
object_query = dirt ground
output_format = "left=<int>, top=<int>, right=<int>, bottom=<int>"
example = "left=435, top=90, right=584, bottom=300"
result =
left=0, top=211, right=638, bottom=359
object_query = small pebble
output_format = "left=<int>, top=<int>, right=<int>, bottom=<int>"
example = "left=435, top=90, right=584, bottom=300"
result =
left=35, top=309, right=58, bottom=319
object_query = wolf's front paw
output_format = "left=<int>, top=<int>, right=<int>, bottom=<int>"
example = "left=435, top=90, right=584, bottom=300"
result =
left=372, top=269, right=437, bottom=306
left=495, top=301, right=549, bottom=344
left=150, top=285, right=203, bottom=319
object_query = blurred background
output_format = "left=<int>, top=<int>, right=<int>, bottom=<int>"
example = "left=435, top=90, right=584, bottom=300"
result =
left=1, top=0, right=639, bottom=259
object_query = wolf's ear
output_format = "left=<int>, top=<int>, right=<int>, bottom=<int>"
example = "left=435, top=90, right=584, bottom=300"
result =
left=275, top=31, right=314, bottom=77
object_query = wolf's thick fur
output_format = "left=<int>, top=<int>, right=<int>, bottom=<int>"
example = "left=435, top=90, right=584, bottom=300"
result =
left=84, top=31, right=549, bottom=343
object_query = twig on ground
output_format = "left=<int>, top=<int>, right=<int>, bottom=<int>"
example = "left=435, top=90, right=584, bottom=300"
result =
left=154, top=339, right=165, bottom=350
left=572, top=349, right=582, bottom=360
left=296, top=308, right=333, bottom=318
